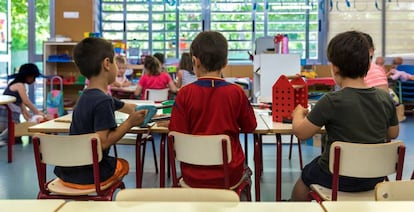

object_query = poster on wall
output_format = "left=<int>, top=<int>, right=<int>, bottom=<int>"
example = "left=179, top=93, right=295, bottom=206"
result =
left=0, top=12, right=7, bottom=53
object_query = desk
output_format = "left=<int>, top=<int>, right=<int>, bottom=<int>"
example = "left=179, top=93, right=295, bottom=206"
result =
left=322, top=201, right=414, bottom=212
left=0, top=199, right=65, bottom=211
left=59, top=201, right=324, bottom=212
left=254, top=113, right=325, bottom=201
left=0, top=95, right=17, bottom=163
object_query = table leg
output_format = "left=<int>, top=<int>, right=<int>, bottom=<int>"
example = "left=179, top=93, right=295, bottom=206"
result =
left=276, top=133, right=282, bottom=201
left=135, top=133, right=143, bottom=188
left=160, top=133, right=167, bottom=188
left=6, top=105, right=14, bottom=163
left=253, top=133, right=261, bottom=201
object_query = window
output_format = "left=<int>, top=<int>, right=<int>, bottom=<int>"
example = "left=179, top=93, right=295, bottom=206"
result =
left=100, top=0, right=319, bottom=61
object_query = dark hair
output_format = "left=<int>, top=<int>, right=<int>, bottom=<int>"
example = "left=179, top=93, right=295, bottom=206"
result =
left=10, top=63, right=40, bottom=84
left=144, top=55, right=161, bottom=76
left=73, top=37, right=115, bottom=79
left=190, top=31, right=228, bottom=72
left=361, top=32, right=374, bottom=50
left=327, top=30, right=370, bottom=79
left=153, top=53, right=165, bottom=65
left=178, top=52, right=194, bottom=75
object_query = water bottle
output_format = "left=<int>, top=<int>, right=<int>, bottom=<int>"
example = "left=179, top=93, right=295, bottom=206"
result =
left=282, top=34, right=289, bottom=54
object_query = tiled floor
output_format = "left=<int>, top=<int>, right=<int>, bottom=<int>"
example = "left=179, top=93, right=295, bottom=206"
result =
left=0, top=116, right=413, bottom=201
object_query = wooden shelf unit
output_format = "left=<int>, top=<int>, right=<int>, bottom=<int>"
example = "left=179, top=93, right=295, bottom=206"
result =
left=43, top=42, right=83, bottom=109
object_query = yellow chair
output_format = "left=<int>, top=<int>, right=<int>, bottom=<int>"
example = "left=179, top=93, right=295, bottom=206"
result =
left=375, top=180, right=414, bottom=201
left=33, top=133, right=126, bottom=201
left=168, top=131, right=252, bottom=201
left=308, top=141, right=406, bottom=202
left=116, top=188, right=240, bottom=202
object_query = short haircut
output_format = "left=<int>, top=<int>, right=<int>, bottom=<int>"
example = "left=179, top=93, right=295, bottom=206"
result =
left=178, top=52, right=194, bottom=75
left=144, top=55, right=161, bottom=76
left=361, top=32, right=374, bottom=50
left=153, top=53, right=165, bottom=65
left=190, top=31, right=228, bottom=72
left=73, top=37, right=114, bottom=79
left=327, top=30, right=370, bottom=79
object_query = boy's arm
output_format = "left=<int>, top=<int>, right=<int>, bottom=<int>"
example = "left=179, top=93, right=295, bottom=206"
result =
left=96, top=109, right=146, bottom=149
left=387, top=125, right=399, bottom=139
left=292, top=104, right=321, bottom=140
left=117, top=102, right=136, bottom=114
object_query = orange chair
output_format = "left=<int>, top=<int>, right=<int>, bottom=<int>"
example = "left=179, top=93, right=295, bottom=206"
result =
left=168, top=131, right=252, bottom=201
left=308, top=141, right=405, bottom=202
left=33, top=133, right=126, bottom=201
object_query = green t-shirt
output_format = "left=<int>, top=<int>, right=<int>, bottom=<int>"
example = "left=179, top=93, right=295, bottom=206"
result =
left=307, top=87, right=398, bottom=173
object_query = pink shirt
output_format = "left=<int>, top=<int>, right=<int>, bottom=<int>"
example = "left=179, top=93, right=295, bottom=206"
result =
left=364, top=63, right=388, bottom=88
left=138, top=72, right=172, bottom=99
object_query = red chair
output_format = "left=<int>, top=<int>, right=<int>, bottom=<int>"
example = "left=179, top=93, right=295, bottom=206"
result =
left=168, top=131, right=252, bottom=201
left=308, top=141, right=405, bottom=202
left=33, top=133, right=126, bottom=201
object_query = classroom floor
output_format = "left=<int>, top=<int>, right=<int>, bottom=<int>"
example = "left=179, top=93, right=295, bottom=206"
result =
left=0, top=116, right=413, bottom=201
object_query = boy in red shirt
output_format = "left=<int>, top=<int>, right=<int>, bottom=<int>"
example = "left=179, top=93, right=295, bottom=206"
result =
left=169, top=31, right=257, bottom=188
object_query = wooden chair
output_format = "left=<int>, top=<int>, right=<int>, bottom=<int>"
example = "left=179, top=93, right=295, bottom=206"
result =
left=32, top=133, right=126, bottom=201
left=375, top=180, right=414, bottom=201
left=308, top=141, right=405, bottom=202
left=116, top=188, right=240, bottom=202
left=168, top=131, right=252, bottom=201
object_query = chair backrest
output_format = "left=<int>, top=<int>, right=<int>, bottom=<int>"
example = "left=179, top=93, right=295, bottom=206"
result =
left=329, top=141, right=405, bottom=179
left=168, top=131, right=232, bottom=165
left=145, top=88, right=169, bottom=102
left=375, top=180, right=414, bottom=201
left=33, top=133, right=102, bottom=166
left=115, top=188, right=240, bottom=202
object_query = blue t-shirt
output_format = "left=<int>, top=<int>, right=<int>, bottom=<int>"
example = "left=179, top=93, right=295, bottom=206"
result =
left=54, top=88, right=124, bottom=184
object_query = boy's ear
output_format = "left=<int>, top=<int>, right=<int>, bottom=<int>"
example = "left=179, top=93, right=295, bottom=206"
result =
left=102, top=57, right=111, bottom=71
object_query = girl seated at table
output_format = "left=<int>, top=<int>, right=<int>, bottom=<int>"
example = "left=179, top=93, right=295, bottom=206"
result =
left=134, top=55, right=178, bottom=99
left=175, top=52, right=197, bottom=88
left=111, top=55, right=132, bottom=88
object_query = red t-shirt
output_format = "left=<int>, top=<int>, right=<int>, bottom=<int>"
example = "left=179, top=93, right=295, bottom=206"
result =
left=169, top=77, right=257, bottom=188
left=138, top=72, right=172, bottom=99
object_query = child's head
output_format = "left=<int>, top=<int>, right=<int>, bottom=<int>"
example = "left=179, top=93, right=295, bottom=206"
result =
left=73, top=37, right=115, bottom=79
left=393, top=57, right=403, bottom=66
left=327, top=30, right=370, bottom=79
left=190, top=31, right=228, bottom=72
left=375, top=57, right=385, bottom=66
left=178, top=52, right=194, bottom=74
left=115, top=55, right=127, bottom=75
left=361, top=32, right=375, bottom=61
left=13, top=63, right=40, bottom=84
left=143, top=55, right=161, bottom=76
left=153, top=53, right=165, bottom=65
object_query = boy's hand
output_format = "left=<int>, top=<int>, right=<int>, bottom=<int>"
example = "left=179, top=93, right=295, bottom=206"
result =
left=126, top=109, right=147, bottom=127
left=292, top=104, right=308, bottom=119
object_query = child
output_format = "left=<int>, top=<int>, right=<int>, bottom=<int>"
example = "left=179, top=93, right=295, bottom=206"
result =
left=290, top=31, right=399, bottom=201
left=111, top=55, right=131, bottom=88
left=169, top=31, right=257, bottom=188
left=0, top=63, right=45, bottom=146
left=153, top=52, right=166, bottom=72
left=363, top=33, right=388, bottom=92
left=134, top=55, right=178, bottom=99
left=53, top=37, right=147, bottom=188
left=387, top=57, right=414, bottom=81
left=175, top=52, right=197, bottom=88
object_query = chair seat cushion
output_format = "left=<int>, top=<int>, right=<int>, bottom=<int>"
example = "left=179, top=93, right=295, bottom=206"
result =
left=310, top=184, right=375, bottom=201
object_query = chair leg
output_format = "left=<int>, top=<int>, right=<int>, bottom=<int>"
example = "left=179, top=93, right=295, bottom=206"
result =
left=288, top=134, right=294, bottom=160
left=113, top=144, right=118, bottom=158
left=297, top=137, right=303, bottom=170
left=150, top=138, right=159, bottom=174
left=244, top=133, right=248, bottom=165
left=141, top=140, right=147, bottom=174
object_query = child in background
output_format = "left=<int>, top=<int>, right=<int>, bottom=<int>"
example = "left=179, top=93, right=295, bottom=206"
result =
left=175, top=52, right=197, bottom=88
left=153, top=52, right=166, bottom=72
left=290, top=31, right=399, bottom=201
left=387, top=57, right=414, bottom=81
left=0, top=63, right=45, bottom=146
left=363, top=33, right=389, bottom=92
left=169, top=31, right=257, bottom=189
left=111, top=55, right=131, bottom=87
left=134, top=55, right=178, bottom=99
left=54, top=37, right=147, bottom=188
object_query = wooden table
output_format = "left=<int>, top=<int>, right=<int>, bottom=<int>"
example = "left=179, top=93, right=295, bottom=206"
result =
left=0, top=199, right=65, bottom=211
left=322, top=201, right=414, bottom=212
left=59, top=201, right=324, bottom=212
left=0, top=95, right=16, bottom=163
left=255, top=113, right=325, bottom=201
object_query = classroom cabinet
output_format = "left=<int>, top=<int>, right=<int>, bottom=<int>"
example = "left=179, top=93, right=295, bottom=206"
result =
left=43, top=42, right=84, bottom=111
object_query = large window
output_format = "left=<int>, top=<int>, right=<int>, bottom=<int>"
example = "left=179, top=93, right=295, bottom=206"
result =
left=100, top=0, right=319, bottom=61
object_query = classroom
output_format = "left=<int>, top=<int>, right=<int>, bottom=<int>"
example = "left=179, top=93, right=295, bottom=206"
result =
left=0, top=0, right=414, bottom=211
